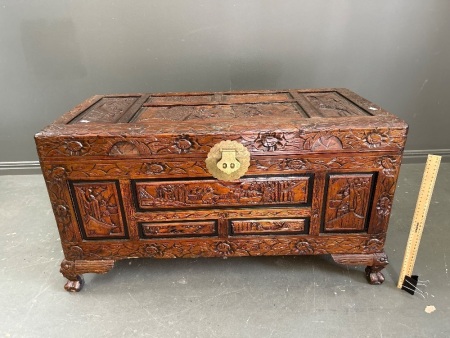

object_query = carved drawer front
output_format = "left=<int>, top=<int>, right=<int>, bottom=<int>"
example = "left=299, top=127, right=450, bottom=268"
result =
left=70, top=181, right=128, bottom=240
left=322, top=173, right=375, bottom=233
left=134, top=175, right=311, bottom=210
left=230, top=218, right=308, bottom=236
left=140, top=221, right=217, bottom=239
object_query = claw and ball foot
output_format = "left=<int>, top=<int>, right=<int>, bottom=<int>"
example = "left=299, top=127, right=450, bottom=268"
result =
left=60, top=259, right=115, bottom=292
left=365, top=265, right=386, bottom=285
left=64, top=275, right=84, bottom=292
left=331, top=251, right=388, bottom=285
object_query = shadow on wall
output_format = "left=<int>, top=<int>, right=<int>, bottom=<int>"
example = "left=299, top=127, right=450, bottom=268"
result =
left=19, top=19, right=307, bottom=92
left=21, top=19, right=87, bottom=81
left=229, top=57, right=282, bottom=90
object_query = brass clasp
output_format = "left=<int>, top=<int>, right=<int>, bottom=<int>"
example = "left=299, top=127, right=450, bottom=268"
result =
left=205, top=140, right=250, bottom=181
left=217, top=149, right=241, bottom=174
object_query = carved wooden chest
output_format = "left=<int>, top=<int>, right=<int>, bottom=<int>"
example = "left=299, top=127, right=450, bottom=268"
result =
left=35, top=88, right=408, bottom=291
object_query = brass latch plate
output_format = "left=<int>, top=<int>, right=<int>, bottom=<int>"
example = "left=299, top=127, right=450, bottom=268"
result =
left=205, top=140, right=250, bottom=181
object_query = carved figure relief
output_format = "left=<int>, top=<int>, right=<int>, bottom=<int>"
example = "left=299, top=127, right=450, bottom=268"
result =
left=136, top=177, right=309, bottom=209
left=323, top=174, right=374, bottom=232
left=231, top=219, right=306, bottom=235
left=72, top=182, right=127, bottom=239
left=376, top=194, right=392, bottom=226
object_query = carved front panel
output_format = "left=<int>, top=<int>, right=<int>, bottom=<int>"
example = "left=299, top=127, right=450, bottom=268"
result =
left=231, top=219, right=307, bottom=235
left=140, top=221, right=217, bottom=238
left=323, top=174, right=375, bottom=232
left=135, top=176, right=311, bottom=210
left=71, top=181, right=128, bottom=239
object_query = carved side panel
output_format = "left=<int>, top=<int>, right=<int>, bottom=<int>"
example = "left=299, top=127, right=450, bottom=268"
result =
left=71, top=181, right=128, bottom=239
left=135, top=176, right=310, bottom=210
left=368, top=156, right=401, bottom=234
left=323, top=174, right=374, bottom=232
left=42, top=166, right=81, bottom=244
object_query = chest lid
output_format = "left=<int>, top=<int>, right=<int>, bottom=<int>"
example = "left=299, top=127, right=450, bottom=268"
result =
left=35, top=88, right=408, bottom=159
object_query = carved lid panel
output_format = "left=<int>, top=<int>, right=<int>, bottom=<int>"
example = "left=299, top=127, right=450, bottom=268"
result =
left=66, top=89, right=374, bottom=125
left=35, top=88, right=408, bottom=159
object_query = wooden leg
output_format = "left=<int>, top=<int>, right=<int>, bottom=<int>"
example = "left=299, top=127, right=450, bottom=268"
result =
left=60, top=259, right=115, bottom=292
left=331, top=251, right=388, bottom=285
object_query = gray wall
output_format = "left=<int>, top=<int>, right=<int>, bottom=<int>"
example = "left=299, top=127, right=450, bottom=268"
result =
left=1, top=0, right=450, bottom=165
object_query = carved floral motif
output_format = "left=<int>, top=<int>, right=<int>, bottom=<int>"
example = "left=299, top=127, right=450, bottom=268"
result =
left=365, top=238, right=384, bottom=252
left=64, top=141, right=88, bottom=156
left=216, top=242, right=233, bottom=255
left=364, top=131, right=389, bottom=148
left=292, top=240, right=314, bottom=254
left=141, top=162, right=167, bottom=175
left=378, top=156, right=397, bottom=177
left=49, top=166, right=66, bottom=181
left=254, top=132, right=287, bottom=151
left=109, top=141, right=140, bottom=156
left=68, top=246, right=84, bottom=260
left=173, top=135, right=194, bottom=153
left=37, top=126, right=407, bottom=158
left=311, top=135, right=343, bottom=151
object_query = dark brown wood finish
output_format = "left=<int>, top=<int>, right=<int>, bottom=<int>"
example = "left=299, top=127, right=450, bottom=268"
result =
left=35, top=88, right=408, bottom=291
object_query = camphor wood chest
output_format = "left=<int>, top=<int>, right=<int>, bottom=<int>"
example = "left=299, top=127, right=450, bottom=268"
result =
left=35, top=88, right=408, bottom=292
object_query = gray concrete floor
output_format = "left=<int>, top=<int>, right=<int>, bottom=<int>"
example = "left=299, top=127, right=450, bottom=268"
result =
left=0, top=163, right=449, bottom=337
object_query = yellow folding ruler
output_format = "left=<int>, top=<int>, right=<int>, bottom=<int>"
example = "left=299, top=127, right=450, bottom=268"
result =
left=397, top=154, right=441, bottom=293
